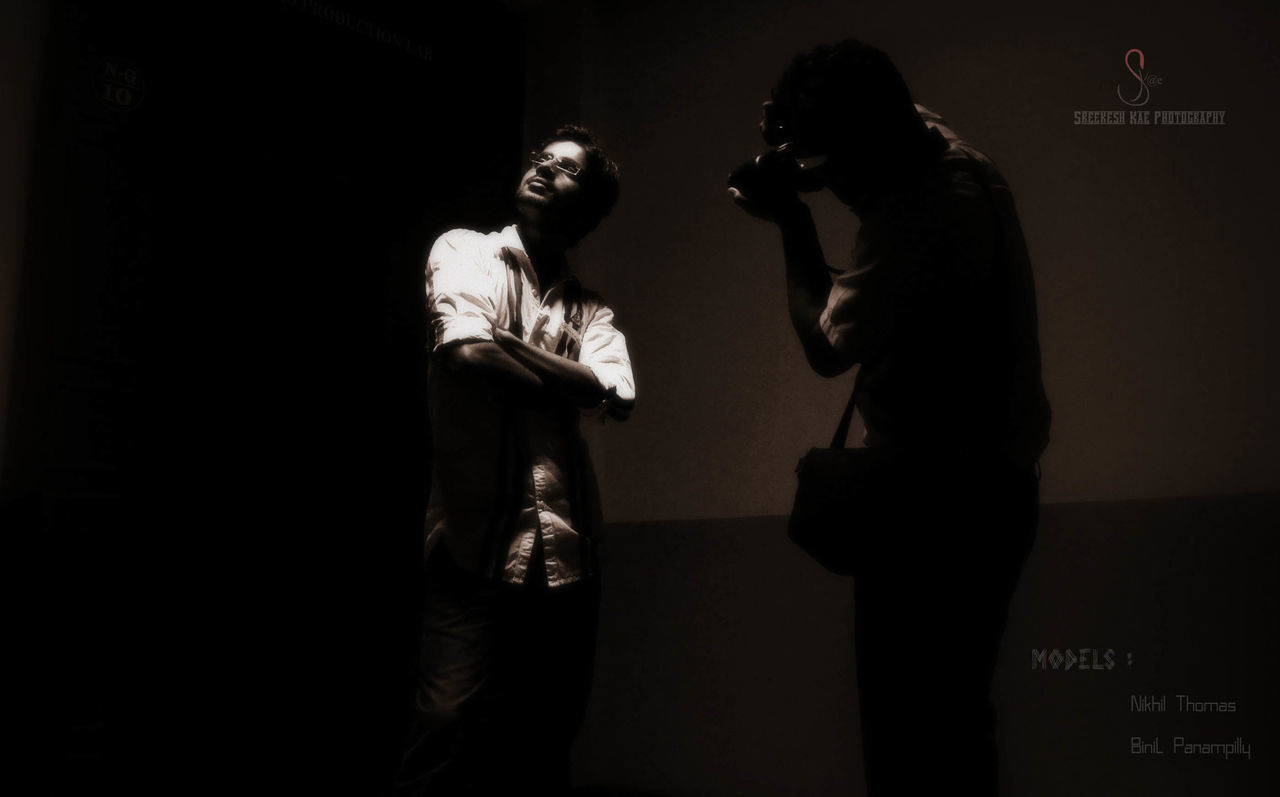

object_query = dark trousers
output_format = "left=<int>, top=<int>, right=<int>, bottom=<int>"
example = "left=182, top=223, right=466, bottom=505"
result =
left=853, top=462, right=1038, bottom=797
left=393, top=547, right=600, bottom=796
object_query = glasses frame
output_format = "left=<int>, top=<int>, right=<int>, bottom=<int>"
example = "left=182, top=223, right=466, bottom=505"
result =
left=529, top=151, right=584, bottom=179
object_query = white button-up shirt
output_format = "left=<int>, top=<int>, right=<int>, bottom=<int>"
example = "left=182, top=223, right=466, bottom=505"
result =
left=424, top=225, right=634, bottom=586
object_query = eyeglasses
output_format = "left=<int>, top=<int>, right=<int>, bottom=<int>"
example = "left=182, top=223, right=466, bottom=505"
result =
left=529, top=151, right=584, bottom=179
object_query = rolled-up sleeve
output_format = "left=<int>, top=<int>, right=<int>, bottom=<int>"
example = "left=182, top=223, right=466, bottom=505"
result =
left=426, top=230, right=499, bottom=352
left=818, top=224, right=895, bottom=365
left=578, top=304, right=635, bottom=404
left=820, top=171, right=996, bottom=365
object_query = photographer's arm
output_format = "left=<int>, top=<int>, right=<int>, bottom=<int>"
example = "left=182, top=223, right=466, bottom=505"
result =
left=729, top=154, right=851, bottom=378
left=776, top=206, right=850, bottom=377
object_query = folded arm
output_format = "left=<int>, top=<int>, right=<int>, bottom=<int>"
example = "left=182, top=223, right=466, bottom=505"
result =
left=493, top=328, right=627, bottom=414
left=426, top=230, right=634, bottom=419
left=427, top=230, right=565, bottom=409
left=437, top=340, right=544, bottom=397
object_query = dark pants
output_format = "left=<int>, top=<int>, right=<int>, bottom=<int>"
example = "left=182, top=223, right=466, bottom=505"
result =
left=853, top=462, right=1038, bottom=797
left=393, top=547, right=600, bottom=796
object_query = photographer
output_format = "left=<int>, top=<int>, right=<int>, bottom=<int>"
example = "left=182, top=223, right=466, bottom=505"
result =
left=730, top=41, right=1050, bottom=795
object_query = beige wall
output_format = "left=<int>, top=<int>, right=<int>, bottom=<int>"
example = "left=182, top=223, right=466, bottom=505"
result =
left=522, top=0, right=1280, bottom=522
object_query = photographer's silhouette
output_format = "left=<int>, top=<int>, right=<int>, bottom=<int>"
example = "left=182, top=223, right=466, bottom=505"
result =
left=730, top=40, right=1051, bottom=796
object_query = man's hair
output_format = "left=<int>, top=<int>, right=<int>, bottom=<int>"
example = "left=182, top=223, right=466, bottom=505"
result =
left=770, top=39, right=925, bottom=152
left=539, top=124, right=621, bottom=230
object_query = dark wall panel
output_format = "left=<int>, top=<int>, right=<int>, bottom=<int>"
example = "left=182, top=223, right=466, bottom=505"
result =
left=10, top=3, right=527, bottom=793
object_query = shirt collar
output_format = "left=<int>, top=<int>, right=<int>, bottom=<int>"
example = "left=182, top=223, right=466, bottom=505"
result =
left=501, top=223, right=578, bottom=295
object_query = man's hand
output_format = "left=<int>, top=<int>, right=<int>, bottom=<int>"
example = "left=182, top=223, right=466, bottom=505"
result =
left=728, top=150, right=856, bottom=377
left=492, top=327, right=521, bottom=349
left=727, top=147, right=810, bottom=223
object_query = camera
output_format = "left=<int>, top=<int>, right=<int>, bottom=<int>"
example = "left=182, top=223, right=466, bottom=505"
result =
left=727, top=101, right=826, bottom=201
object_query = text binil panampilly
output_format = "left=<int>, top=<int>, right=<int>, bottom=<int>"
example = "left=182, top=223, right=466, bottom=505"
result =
left=1130, top=736, right=1251, bottom=760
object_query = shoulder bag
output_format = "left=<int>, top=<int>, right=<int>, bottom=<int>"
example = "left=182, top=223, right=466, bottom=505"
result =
left=787, top=376, right=896, bottom=576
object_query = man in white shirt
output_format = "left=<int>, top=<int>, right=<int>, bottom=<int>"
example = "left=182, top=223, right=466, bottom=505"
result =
left=395, top=125, right=633, bottom=795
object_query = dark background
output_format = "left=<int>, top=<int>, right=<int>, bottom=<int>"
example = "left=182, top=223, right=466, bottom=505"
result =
left=5, top=1, right=525, bottom=792
left=4, top=0, right=1278, bottom=794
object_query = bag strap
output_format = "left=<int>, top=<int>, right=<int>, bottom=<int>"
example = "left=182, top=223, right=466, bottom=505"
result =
left=830, top=368, right=861, bottom=449
left=486, top=247, right=529, bottom=568
left=554, top=278, right=585, bottom=360
left=825, top=143, right=1009, bottom=453
left=500, top=247, right=526, bottom=338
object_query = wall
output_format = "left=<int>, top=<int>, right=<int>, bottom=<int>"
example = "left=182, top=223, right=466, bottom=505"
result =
left=528, top=0, right=1280, bottom=522
left=572, top=495, right=1280, bottom=795
left=515, top=5, right=1280, bottom=791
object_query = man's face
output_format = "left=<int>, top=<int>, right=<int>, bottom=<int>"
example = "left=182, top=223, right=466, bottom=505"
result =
left=516, top=140, right=590, bottom=230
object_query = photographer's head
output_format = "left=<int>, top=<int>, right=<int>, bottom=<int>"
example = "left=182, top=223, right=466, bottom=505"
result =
left=767, top=40, right=934, bottom=203
left=516, top=125, right=620, bottom=247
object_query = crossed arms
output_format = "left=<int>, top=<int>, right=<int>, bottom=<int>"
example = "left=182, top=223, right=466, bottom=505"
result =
left=427, top=229, right=634, bottom=421
left=440, top=333, right=633, bottom=421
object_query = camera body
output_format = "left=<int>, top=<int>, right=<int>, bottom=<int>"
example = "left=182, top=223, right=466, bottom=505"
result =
left=727, top=147, right=826, bottom=202
left=727, top=100, right=827, bottom=200
left=761, top=100, right=788, bottom=148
